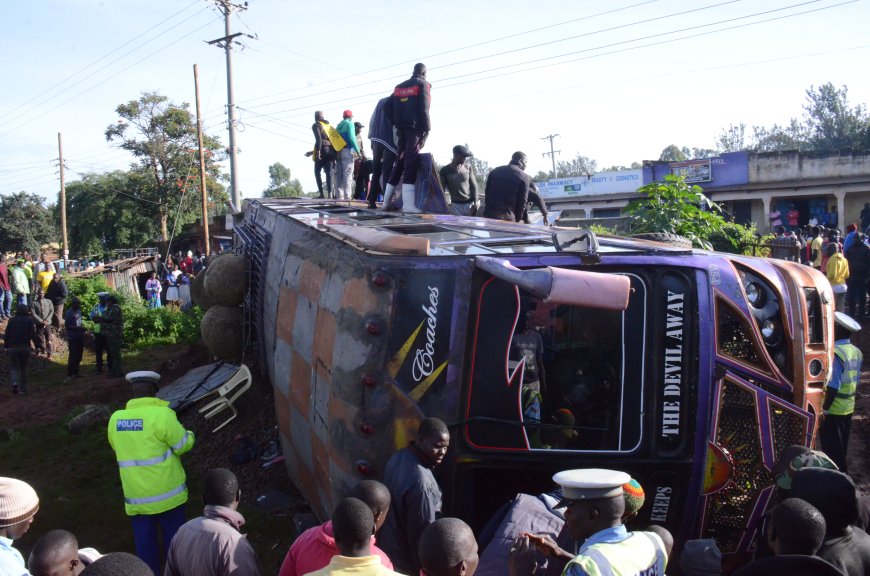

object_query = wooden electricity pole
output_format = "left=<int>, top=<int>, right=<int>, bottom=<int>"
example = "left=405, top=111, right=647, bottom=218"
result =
left=57, top=132, right=69, bottom=266
left=193, top=64, right=211, bottom=257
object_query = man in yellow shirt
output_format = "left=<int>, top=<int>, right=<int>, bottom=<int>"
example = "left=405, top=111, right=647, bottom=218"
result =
left=304, top=498, right=402, bottom=576
left=810, top=226, right=825, bottom=268
left=36, top=266, right=54, bottom=293
left=826, top=243, right=849, bottom=312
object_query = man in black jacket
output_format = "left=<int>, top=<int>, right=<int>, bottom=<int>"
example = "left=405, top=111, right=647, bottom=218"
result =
left=45, top=273, right=68, bottom=329
left=4, top=306, right=36, bottom=394
left=384, top=63, right=431, bottom=213
left=845, top=235, right=870, bottom=317
left=312, top=111, right=335, bottom=199
left=483, top=152, right=532, bottom=223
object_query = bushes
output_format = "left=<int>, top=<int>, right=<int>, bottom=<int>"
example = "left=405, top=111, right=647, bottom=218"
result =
left=67, top=275, right=203, bottom=349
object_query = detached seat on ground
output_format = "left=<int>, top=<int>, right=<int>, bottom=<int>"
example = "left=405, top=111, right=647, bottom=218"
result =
left=197, top=364, right=252, bottom=432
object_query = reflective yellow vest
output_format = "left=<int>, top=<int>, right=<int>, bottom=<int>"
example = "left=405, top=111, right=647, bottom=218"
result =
left=830, top=342, right=861, bottom=416
left=108, top=397, right=195, bottom=515
left=563, top=532, right=667, bottom=576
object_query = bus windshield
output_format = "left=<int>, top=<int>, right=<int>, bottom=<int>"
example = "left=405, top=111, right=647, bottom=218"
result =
left=464, top=273, right=647, bottom=453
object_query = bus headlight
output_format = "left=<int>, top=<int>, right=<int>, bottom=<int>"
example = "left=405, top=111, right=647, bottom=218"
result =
left=761, top=318, right=781, bottom=346
left=746, top=282, right=766, bottom=308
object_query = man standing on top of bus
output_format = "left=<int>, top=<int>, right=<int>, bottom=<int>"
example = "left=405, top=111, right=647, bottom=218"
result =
left=378, top=417, right=449, bottom=575
left=312, top=111, right=336, bottom=199
left=820, top=312, right=862, bottom=473
left=511, top=469, right=668, bottom=576
left=383, top=63, right=431, bottom=214
left=483, top=152, right=531, bottom=223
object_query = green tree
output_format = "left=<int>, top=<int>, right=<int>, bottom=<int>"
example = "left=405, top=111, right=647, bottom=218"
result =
left=0, top=192, right=58, bottom=254
left=105, top=92, right=227, bottom=241
left=601, top=162, right=642, bottom=171
left=557, top=154, right=597, bottom=178
left=803, top=83, right=870, bottom=151
left=468, top=157, right=491, bottom=194
left=717, top=123, right=747, bottom=152
left=625, top=175, right=727, bottom=249
left=751, top=119, right=809, bottom=152
left=264, top=162, right=303, bottom=197
left=533, top=170, right=551, bottom=182
left=658, top=145, right=687, bottom=162
left=64, top=171, right=159, bottom=257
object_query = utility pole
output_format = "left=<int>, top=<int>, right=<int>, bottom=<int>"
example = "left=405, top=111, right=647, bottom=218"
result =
left=193, top=64, right=211, bottom=257
left=208, top=0, right=247, bottom=212
left=57, top=132, right=69, bottom=267
left=541, top=134, right=561, bottom=179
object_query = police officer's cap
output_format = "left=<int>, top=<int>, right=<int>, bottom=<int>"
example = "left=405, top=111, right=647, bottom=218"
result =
left=125, top=371, right=161, bottom=386
left=834, top=311, right=861, bottom=333
left=553, top=468, right=630, bottom=506
left=96, top=292, right=109, bottom=300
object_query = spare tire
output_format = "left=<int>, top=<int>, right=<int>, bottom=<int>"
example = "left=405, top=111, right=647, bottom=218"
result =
left=631, top=232, right=693, bottom=248
left=201, top=305, right=244, bottom=362
left=204, top=254, right=247, bottom=306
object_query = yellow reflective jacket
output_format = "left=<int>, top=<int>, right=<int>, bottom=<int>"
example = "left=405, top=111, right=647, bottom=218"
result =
left=108, top=397, right=195, bottom=516
left=563, top=531, right=667, bottom=576
left=829, top=342, right=861, bottom=416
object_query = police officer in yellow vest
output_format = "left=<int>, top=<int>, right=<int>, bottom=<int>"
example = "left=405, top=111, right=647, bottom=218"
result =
left=820, top=311, right=862, bottom=473
left=108, top=371, right=195, bottom=576
left=513, top=469, right=668, bottom=576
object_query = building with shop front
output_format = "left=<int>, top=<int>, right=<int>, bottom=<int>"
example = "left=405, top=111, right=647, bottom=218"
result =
left=539, top=150, right=870, bottom=232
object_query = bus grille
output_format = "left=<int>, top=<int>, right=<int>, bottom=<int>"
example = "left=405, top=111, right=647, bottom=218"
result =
left=704, top=380, right=807, bottom=553
left=705, top=380, right=767, bottom=551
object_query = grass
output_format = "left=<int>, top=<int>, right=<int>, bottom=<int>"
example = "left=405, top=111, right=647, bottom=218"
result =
left=0, top=345, right=296, bottom=573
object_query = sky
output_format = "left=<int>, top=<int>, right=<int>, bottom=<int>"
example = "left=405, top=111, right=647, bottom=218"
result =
left=2, top=0, right=869, bottom=203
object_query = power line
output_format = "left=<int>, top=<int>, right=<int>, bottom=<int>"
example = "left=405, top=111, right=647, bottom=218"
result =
left=252, top=0, right=855, bottom=123
left=235, top=0, right=669, bottom=108
left=0, top=5, right=212, bottom=130
left=234, top=0, right=750, bottom=113
left=435, top=0, right=859, bottom=91
left=0, top=15, right=219, bottom=139
left=0, top=0, right=202, bottom=124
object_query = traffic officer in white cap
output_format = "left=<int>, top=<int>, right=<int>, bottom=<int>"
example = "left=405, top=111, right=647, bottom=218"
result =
left=820, top=311, right=862, bottom=473
left=510, top=469, right=668, bottom=576
left=107, top=371, right=195, bottom=576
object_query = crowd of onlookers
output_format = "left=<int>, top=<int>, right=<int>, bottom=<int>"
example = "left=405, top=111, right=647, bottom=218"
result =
left=771, top=220, right=870, bottom=316
left=3, top=401, right=869, bottom=576
left=146, top=251, right=207, bottom=310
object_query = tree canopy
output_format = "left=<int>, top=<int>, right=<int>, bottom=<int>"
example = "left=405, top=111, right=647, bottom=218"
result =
left=0, top=192, right=58, bottom=255
left=105, top=92, right=228, bottom=240
left=64, top=171, right=159, bottom=258
left=557, top=154, right=597, bottom=178
left=263, top=162, right=304, bottom=197
left=716, top=83, right=870, bottom=154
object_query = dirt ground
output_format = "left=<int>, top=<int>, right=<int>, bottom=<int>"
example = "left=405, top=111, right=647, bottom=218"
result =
left=844, top=326, right=870, bottom=494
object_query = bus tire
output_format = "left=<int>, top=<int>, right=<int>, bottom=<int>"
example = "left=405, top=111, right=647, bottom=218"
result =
left=631, top=233, right=693, bottom=248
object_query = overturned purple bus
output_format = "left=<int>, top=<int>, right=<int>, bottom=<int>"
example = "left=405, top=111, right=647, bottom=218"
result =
left=235, top=197, right=834, bottom=566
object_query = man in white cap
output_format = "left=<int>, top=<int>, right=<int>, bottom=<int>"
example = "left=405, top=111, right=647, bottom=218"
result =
left=108, top=371, right=195, bottom=576
left=820, top=311, right=862, bottom=473
left=0, top=476, right=39, bottom=574
left=511, top=469, right=668, bottom=576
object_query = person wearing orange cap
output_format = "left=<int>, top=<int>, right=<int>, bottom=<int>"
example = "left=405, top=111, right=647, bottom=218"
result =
left=335, top=110, right=360, bottom=200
